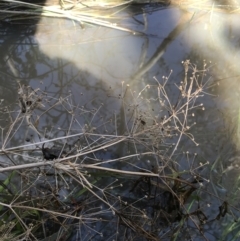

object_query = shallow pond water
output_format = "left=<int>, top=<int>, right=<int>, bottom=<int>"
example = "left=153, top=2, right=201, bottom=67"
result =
left=1, top=1, right=240, bottom=241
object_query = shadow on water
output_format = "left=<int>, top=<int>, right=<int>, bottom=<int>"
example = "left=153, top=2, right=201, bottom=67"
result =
left=0, top=0, right=48, bottom=105
left=1, top=1, right=240, bottom=240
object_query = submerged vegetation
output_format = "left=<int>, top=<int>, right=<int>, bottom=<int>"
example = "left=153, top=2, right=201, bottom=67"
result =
left=0, top=59, right=238, bottom=241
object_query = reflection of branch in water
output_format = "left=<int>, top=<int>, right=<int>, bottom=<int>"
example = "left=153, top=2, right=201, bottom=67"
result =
left=132, top=12, right=193, bottom=82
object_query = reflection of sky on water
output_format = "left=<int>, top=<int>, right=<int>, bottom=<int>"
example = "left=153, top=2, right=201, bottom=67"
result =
left=1, top=3, right=240, bottom=239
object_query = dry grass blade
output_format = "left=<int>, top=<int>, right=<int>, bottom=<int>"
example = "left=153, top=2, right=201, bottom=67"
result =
left=0, top=0, right=141, bottom=33
left=0, top=60, right=229, bottom=240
